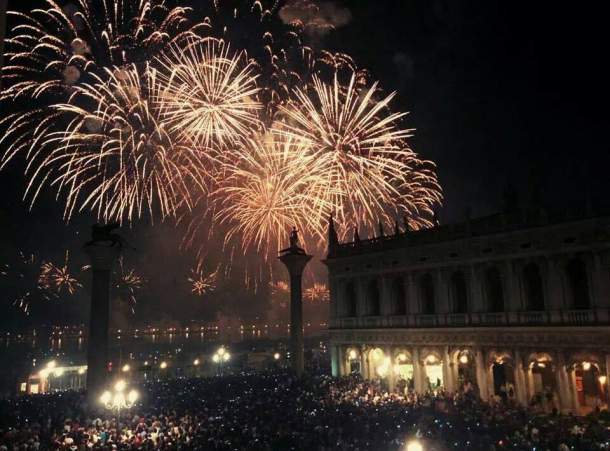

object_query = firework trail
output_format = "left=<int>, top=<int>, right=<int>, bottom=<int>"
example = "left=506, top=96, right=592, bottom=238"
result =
left=157, top=37, right=262, bottom=149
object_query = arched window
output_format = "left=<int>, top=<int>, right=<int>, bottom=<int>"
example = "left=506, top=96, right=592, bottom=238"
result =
left=391, top=277, right=407, bottom=315
left=485, top=267, right=504, bottom=312
left=367, top=279, right=381, bottom=316
left=566, top=258, right=590, bottom=310
left=451, top=271, right=468, bottom=314
left=344, top=281, right=357, bottom=317
left=523, top=263, right=544, bottom=311
left=420, top=274, right=435, bottom=314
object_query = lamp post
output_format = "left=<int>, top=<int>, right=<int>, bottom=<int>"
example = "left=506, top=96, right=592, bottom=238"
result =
left=212, top=346, right=230, bottom=375
left=278, top=228, right=311, bottom=376
left=100, top=379, right=138, bottom=426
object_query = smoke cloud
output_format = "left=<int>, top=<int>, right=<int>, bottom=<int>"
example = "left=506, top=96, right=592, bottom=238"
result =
left=279, top=0, right=351, bottom=38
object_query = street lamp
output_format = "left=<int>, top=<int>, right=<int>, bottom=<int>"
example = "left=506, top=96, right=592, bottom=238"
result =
left=100, top=379, right=138, bottom=424
left=273, top=352, right=281, bottom=361
left=405, top=439, right=424, bottom=451
left=212, top=346, right=230, bottom=375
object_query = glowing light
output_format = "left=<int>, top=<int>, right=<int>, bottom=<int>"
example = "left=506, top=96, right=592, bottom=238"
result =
left=459, top=354, right=469, bottom=365
left=100, top=391, right=112, bottom=405
left=426, top=355, right=437, bottom=364
left=77, top=368, right=86, bottom=375
left=599, top=375, right=607, bottom=385
left=193, top=358, right=200, bottom=366
left=127, top=389, right=139, bottom=404
left=159, top=361, right=168, bottom=369
left=46, top=360, right=57, bottom=369
left=273, top=352, right=281, bottom=360
left=53, top=368, right=64, bottom=377
left=121, top=364, right=130, bottom=373
left=114, top=380, right=126, bottom=393
left=583, top=361, right=592, bottom=371
left=212, top=354, right=220, bottom=363
left=405, top=440, right=424, bottom=451
left=348, top=349, right=358, bottom=360
left=397, top=353, right=407, bottom=362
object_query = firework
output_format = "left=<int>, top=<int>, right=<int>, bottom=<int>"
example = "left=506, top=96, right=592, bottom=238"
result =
left=39, top=251, right=82, bottom=295
left=188, top=263, right=218, bottom=296
left=2, top=0, right=196, bottom=99
left=277, top=74, right=442, bottom=236
left=0, top=0, right=198, bottom=172
left=30, top=64, right=207, bottom=222
left=113, top=257, right=144, bottom=313
left=304, top=282, right=330, bottom=302
left=157, top=37, right=262, bottom=149
left=0, top=251, right=54, bottom=316
left=270, top=280, right=289, bottom=296
left=211, top=131, right=330, bottom=255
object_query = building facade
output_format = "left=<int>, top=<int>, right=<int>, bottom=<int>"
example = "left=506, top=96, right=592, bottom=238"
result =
left=325, top=210, right=610, bottom=414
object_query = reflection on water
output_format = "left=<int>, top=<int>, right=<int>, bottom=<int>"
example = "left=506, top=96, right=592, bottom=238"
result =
left=0, top=321, right=328, bottom=354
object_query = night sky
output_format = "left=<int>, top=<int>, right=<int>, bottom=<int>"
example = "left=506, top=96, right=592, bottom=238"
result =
left=1, top=0, right=609, bottom=328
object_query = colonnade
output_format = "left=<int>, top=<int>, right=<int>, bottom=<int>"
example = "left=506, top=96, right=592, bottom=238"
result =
left=331, top=344, right=610, bottom=415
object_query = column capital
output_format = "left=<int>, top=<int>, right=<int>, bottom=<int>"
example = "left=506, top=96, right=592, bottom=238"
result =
left=84, top=244, right=121, bottom=271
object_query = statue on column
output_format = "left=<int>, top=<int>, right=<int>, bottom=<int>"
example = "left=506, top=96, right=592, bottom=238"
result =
left=283, top=226, right=305, bottom=255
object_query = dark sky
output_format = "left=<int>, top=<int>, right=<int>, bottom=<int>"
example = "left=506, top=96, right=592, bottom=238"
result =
left=1, top=0, right=609, bottom=327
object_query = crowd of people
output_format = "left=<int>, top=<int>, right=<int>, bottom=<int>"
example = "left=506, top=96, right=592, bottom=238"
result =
left=1, top=371, right=610, bottom=450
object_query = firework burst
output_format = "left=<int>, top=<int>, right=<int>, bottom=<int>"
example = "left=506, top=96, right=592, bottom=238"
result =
left=1, top=251, right=54, bottom=316
left=0, top=0, right=198, bottom=173
left=113, top=257, right=144, bottom=313
left=188, top=263, right=218, bottom=296
left=278, top=74, right=442, bottom=236
left=157, top=37, right=262, bottom=149
left=211, top=131, right=330, bottom=255
left=30, top=63, right=207, bottom=222
left=304, top=282, right=329, bottom=302
left=39, top=251, right=82, bottom=295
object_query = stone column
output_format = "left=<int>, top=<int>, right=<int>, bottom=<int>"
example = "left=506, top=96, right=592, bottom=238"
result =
left=475, top=349, right=489, bottom=401
left=362, top=346, right=371, bottom=379
left=412, top=348, right=425, bottom=393
left=407, top=273, right=418, bottom=314
left=505, top=260, right=521, bottom=311
left=437, top=270, right=450, bottom=314
left=555, top=355, right=577, bottom=413
left=279, top=245, right=312, bottom=377
left=380, top=277, right=392, bottom=316
left=442, top=347, right=454, bottom=392
left=84, top=243, right=121, bottom=398
left=547, top=258, right=566, bottom=310
left=592, top=253, right=610, bottom=309
left=513, top=350, right=528, bottom=405
left=330, top=345, right=340, bottom=377
left=469, top=265, right=484, bottom=313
